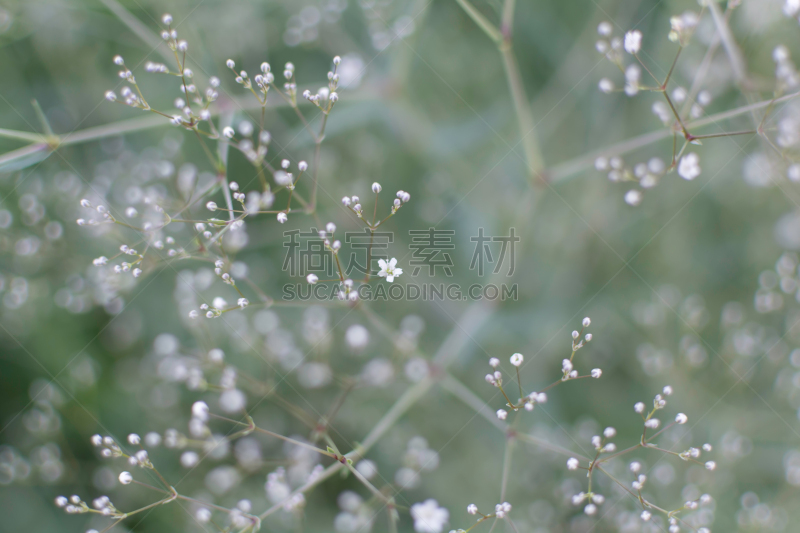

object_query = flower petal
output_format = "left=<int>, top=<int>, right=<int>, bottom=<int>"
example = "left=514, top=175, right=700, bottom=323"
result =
left=388, top=257, right=397, bottom=268
left=386, top=275, right=394, bottom=282
left=378, top=259, right=387, bottom=269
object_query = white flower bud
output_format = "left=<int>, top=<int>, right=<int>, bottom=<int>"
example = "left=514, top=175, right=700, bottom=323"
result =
left=118, top=472, right=132, bottom=485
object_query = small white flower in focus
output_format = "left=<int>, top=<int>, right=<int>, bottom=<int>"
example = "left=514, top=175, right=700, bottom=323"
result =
left=604, top=427, right=616, bottom=438
left=624, top=30, right=642, bottom=54
left=582, top=317, right=591, bottom=327
left=510, top=353, right=523, bottom=366
left=277, top=212, right=288, bottom=224
left=226, top=59, right=235, bottom=69
left=467, top=504, right=478, bottom=515
left=591, top=368, right=602, bottom=378
left=704, top=461, right=716, bottom=471
left=496, top=409, right=508, bottom=420
left=222, top=127, right=235, bottom=138
left=307, top=273, right=319, bottom=284
left=678, top=153, right=701, bottom=180
left=377, top=258, right=403, bottom=283
left=206, top=201, right=217, bottom=211
left=567, top=457, right=579, bottom=470
left=372, top=182, right=382, bottom=193
left=118, top=471, right=132, bottom=485
left=675, top=413, right=688, bottom=424
left=127, top=434, right=140, bottom=445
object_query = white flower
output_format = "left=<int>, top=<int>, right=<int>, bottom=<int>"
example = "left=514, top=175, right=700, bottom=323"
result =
left=372, top=182, right=382, bottom=193
left=624, top=30, right=642, bottom=54
left=192, top=401, right=209, bottom=421
left=510, top=353, right=523, bottom=366
left=598, top=78, right=614, bottom=93
left=410, top=499, right=449, bottom=533
left=206, top=201, right=217, bottom=211
left=496, top=409, right=508, bottom=420
left=604, top=427, right=616, bottom=438
left=119, top=471, right=132, bottom=484
left=489, top=357, right=500, bottom=368
left=377, top=258, right=403, bottom=283
left=704, top=461, right=716, bottom=471
left=277, top=212, right=288, bottom=224
left=634, top=402, right=645, bottom=413
left=307, top=273, right=319, bottom=284
left=641, top=510, right=651, bottom=521
left=625, top=189, right=643, bottom=206
left=678, top=153, right=701, bottom=180
left=582, top=317, right=591, bottom=327
left=222, top=126, right=235, bottom=138
left=584, top=503, right=597, bottom=515
left=675, top=413, right=688, bottom=424
left=567, top=457, right=579, bottom=470
left=591, top=368, right=602, bottom=378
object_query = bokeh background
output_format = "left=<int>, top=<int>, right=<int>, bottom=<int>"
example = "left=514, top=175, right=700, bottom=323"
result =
left=1, top=0, right=799, bottom=531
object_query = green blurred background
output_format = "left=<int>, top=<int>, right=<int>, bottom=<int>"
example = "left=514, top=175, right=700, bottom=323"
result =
left=1, top=0, right=799, bottom=531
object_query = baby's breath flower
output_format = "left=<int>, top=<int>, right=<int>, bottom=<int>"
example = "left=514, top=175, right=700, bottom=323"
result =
left=624, top=30, right=642, bottom=54
left=510, top=353, right=523, bottom=366
left=118, top=472, right=132, bottom=485
left=678, top=153, right=701, bottom=180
